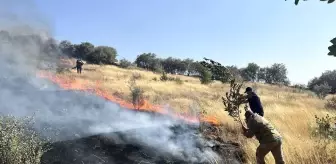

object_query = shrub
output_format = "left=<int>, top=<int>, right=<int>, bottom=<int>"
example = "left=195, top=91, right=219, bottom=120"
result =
left=160, top=72, right=168, bottom=81
left=312, top=114, right=336, bottom=140
left=200, top=70, right=212, bottom=84
left=56, top=67, right=71, bottom=74
left=325, top=97, right=336, bottom=110
left=308, top=70, right=336, bottom=94
left=119, top=58, right=132, bottom=68
left=128, top=76, right=144, bottom=109
left=175, top=77, right=183, bottom=85
left=313, top=82, right=332, bottom=99
left=152, top=77, right=158, bottom=81
left=131, top=72, right=142, bottom=80
left=0, top=116, right=48, bottom=164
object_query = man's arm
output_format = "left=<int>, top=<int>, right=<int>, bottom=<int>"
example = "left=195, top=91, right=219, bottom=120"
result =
left=242, top=95, right=249, bottom=103
left=242, top=126, right=254, bottom=138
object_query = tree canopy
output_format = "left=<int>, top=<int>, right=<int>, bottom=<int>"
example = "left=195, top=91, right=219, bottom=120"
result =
left=328, top=38, right=336, bottom=57
left=287, top=0, right=335, bottom=5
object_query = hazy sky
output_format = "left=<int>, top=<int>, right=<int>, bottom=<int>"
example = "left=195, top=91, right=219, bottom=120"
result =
left=32, top=0, right=335, bottom=84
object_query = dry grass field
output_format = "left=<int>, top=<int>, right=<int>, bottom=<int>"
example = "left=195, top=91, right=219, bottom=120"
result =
left=55, top=63, right=336, bottom=164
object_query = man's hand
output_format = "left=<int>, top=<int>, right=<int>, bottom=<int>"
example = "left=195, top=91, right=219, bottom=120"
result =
left=241, top=125, right=247, bottom=131
left=242, top=125, right=254, bottom=138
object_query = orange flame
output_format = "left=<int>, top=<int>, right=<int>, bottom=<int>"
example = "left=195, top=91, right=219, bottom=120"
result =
left=37, top=71, right=220, bottom=125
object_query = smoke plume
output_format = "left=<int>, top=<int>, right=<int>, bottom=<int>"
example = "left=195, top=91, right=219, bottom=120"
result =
left=0, top=1, right=222, bottom=163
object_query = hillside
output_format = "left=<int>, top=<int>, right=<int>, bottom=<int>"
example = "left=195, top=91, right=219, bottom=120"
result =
left=52, top=61, right=336, bottom=164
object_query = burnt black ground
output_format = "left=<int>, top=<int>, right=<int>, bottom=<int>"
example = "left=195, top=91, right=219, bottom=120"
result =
left=41, top=125, right=244, bottom=164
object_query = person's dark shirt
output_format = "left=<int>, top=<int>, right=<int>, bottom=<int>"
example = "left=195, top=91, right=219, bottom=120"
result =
left=76, top=60, right=83, bottom=67
left=247, top=92, right=264, bottom=116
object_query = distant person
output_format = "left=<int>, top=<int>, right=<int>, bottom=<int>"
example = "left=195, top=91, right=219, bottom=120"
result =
left=74, top=59, right=84, bottom=74
left=242, top=110, right=285, bottom=164
left=244, top=87, right=264, bottom=116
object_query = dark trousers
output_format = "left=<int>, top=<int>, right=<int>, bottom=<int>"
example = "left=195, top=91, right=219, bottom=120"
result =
left=76, top=67, right=82, bottom=74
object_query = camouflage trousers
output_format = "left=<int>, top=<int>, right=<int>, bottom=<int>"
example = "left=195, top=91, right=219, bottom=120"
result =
left=256, top=138, right=285, bottom=164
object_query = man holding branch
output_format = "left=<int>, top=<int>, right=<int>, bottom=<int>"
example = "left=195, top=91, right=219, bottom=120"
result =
left=244, top=87, right=264, bottom=116
left=242, top=110, right=285, bottom=164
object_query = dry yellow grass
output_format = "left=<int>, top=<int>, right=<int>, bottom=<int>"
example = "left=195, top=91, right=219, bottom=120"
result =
left=58, top=64, right=336, bottom=164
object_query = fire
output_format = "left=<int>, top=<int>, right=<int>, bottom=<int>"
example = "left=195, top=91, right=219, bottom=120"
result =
left=37, top=71, right=220, bottom=125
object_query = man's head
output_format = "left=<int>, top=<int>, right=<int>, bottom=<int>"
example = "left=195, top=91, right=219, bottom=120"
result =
left=244, top=87, right=253, bottom=98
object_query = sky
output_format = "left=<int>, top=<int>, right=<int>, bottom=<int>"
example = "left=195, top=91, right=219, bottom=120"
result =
left=9, top=0, right=336, bottom=84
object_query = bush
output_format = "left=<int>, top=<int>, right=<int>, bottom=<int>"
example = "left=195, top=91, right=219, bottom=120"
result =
left=175, top=77, right=183, bottom=85
left=325, top=97, right=336, bottom=110
left=0, top=116, right=48, bottom=164
left=128, top=76, right=144, bottom=109
left=56, top=67, right=71, bottom=74
left=312, top=82, right=332, bottom=99
left=308, top=70, right=336, bottom=94
left=200, top=70, right=212, bottom=84
left=119, top=58, right=132, bottom=68
left=160, top=72, right=168, bottom=81
left=131, top=72, right=142, bottom=80
left=86, top=46, right=118, bottom=65
left=312, top=114, right=336, bottom=140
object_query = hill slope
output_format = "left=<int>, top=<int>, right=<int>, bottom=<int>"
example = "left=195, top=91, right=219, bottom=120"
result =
left=56, top=63, right=335, bottom=164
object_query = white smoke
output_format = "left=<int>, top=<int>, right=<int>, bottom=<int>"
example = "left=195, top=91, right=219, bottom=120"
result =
left=0, top=1, right=222, bottom=163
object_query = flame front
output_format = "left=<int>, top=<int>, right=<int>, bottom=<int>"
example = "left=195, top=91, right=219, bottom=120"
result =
left=37, top=70, right=220, bottom=125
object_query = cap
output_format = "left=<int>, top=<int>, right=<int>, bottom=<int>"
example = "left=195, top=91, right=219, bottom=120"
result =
left=244, top=87, right=252, bottom=93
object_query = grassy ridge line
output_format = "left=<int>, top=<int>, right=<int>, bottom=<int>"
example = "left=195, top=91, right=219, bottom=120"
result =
left=58, top=64, right=336, bottom=164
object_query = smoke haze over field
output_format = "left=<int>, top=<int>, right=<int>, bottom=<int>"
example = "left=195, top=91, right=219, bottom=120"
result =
left=0, top=1, right=222, bottom=163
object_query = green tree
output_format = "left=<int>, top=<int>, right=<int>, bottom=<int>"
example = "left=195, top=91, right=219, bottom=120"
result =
left=74, top=42, right=95, bottom=59
left=161, top=57, right=187, bottom=74
left=264, top=63, right=289, bottom=85
left=135, top=53, right=157, bottom=70
left=308, top=70, right=336, bottom=93
left=328, top=37, right=336, bottom=57
left=241, top=63, right=260, bottom=82
left=86, top=46, right=118, bottom=64
left=42, top=38, right=59, bottom=56
left=257, top=67, right=267, bottom=82
left=200, top=58, right=232, bottom=83
left=286, top=0, right=335, bottom=5
left=183, top=58, right=195, bottom=76
left=59, top=40, right=76, bottom=57
left=119, top=58, right=132, bottom=68
left=312, top=82, right=332, bottom=99
left=226, top=65, right=242, bottom=81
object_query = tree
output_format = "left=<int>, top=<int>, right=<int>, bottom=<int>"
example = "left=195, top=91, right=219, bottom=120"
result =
left=74, top=42, right=95, bottom=59
left=200, top=58, right=232, bottom=83
left=161, top=57, right=187, bottom=74
left=241, top=63, right=260, bottom=82
left=257, top=67, right=267, bottom=82
left=183, top=58, right=195, bottom=76
left=135, top=53, right=157, bottom=70
left=119, top=58, right=132, bottom=68
left=263, top=63, right=289, bottom=85
left=86, top=46, right=118, bottom=64
left=150, top=58, right=164, bottom=73
left=308, top=70, right=336, bottom=93
left=312, top=82, right=332, bottom=99
left=328, top=37, right=336, bottom=57
left=59, top=40, right=76, bottom=57
left=226, top=65, right=243, bottom=81
left=42, top=38, right=59, bottom=57
left=286, top=0, right=335, bottom=5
